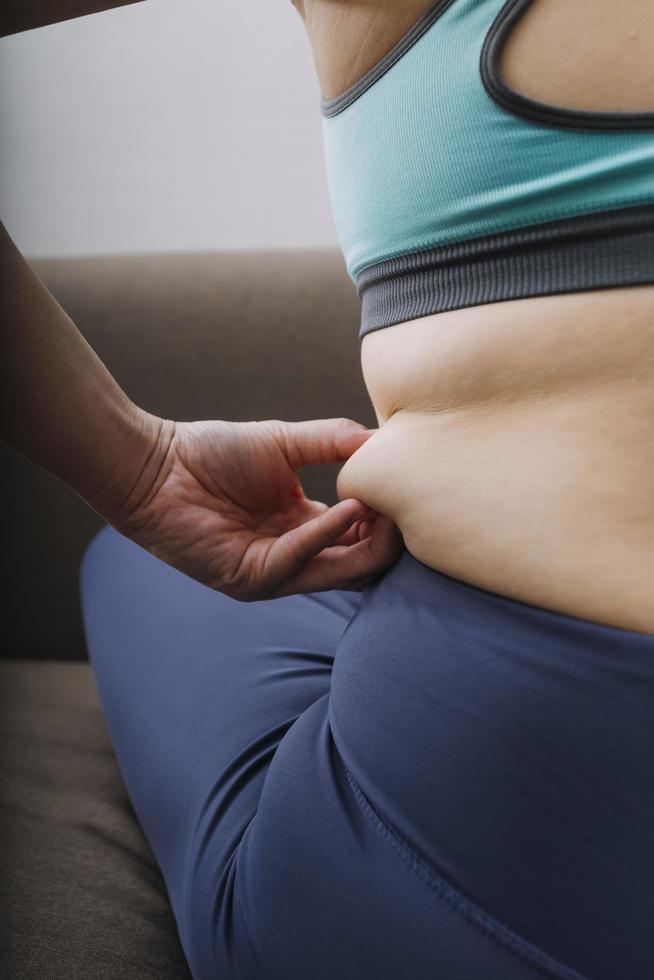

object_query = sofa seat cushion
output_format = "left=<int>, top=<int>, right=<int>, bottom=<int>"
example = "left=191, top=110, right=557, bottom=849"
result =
left=0, top=660, right=192, bottom=980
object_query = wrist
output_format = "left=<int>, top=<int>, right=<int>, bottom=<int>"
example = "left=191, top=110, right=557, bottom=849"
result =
left=86, top=402, right=177, bottom=529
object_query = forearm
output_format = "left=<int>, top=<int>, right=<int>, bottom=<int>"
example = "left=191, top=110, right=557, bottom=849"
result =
left=0, top=219, right=174, bottom=524
left=1, top=1, right=147, bottom=38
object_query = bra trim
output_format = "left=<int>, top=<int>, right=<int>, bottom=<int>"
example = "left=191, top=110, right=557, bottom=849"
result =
left=320, top=0, right=456, bottom=118
left=480, top=0, right=654, bottom=131
left=355, top=202, right=654, bottom=338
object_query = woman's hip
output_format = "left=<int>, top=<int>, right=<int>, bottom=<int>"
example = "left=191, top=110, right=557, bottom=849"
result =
left=328, top=546, right=654, bottom=980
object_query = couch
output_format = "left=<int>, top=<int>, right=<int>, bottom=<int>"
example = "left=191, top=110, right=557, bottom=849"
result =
left=1, top=248, right=374, bottom=978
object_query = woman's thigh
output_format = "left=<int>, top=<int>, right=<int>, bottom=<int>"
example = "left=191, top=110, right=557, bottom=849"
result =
left=79, top=528, right=550, bottom=980
left=79, top=524, right=360, bottom=976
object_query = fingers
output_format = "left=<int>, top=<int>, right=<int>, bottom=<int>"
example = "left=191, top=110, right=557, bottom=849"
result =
left=331, top=516, right=374, bottom=546
left=266, top=498, right=369, bottom=583
left=291, top=496, right=368, bottom=546
left=268, top=510, right=404, bottom=598
left=339, top=510, right=378, bottom=545
left=289, top=495, right=373, bottom=548
left=273, top=417, right=376, bottom=471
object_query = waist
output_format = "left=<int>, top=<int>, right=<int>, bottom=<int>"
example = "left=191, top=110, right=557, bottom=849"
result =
left=337, top=285, right=654, bottom=635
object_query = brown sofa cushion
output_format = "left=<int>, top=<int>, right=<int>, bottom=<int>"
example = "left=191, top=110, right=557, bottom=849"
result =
left=0, top=660, right=192, bottom=979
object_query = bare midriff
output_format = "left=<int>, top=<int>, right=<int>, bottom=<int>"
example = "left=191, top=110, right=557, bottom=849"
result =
left=336, top=286, right=654, bottom=635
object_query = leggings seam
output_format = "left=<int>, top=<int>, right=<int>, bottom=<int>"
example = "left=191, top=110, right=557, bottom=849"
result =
left=342, top=765, right=590, bottom=980
left=232, top=842, right=263, bottom=980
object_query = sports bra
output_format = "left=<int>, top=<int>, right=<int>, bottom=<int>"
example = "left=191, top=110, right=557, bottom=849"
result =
left=320, top=0, right=654, bottom=339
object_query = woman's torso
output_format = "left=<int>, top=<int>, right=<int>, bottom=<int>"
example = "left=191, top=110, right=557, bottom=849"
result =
left=294, top=0, right=654, bottom=634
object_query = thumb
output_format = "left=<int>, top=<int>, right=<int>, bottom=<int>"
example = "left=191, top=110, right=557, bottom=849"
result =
left=273, top=418, right=376, bottom=471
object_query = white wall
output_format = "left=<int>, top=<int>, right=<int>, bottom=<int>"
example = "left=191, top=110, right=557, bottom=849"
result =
left=0, top=0, right=339, bottom=258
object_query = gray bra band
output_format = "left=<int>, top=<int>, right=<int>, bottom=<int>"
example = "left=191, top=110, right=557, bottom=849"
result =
left=356, top=203, right=654, bottom=338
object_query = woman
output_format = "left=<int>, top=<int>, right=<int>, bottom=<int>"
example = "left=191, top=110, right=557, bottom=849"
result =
left=3, top=2, right=654, bottom=979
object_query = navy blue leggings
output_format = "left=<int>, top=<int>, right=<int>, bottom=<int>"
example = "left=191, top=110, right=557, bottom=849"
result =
left=79, top=524, right=654, bottom=980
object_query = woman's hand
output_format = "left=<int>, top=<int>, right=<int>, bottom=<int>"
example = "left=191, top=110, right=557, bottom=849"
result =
left=111, top=414, right=404, bottom=600
left=0, top=218, right=402, bottom=600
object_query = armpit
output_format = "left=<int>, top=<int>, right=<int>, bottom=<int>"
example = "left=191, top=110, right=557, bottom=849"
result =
left=299, top=0, right=438, bottom=103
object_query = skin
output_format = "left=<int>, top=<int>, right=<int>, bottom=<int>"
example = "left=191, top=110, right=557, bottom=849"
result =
left=0, top=1, right=144, bottom=37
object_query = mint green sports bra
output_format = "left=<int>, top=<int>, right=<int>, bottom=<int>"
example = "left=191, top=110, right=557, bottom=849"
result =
left=320, top=0, right=654, bottom=338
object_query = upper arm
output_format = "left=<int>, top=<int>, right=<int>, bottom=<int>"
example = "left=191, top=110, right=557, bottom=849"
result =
left=1, top=1, right=147, bottom=38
